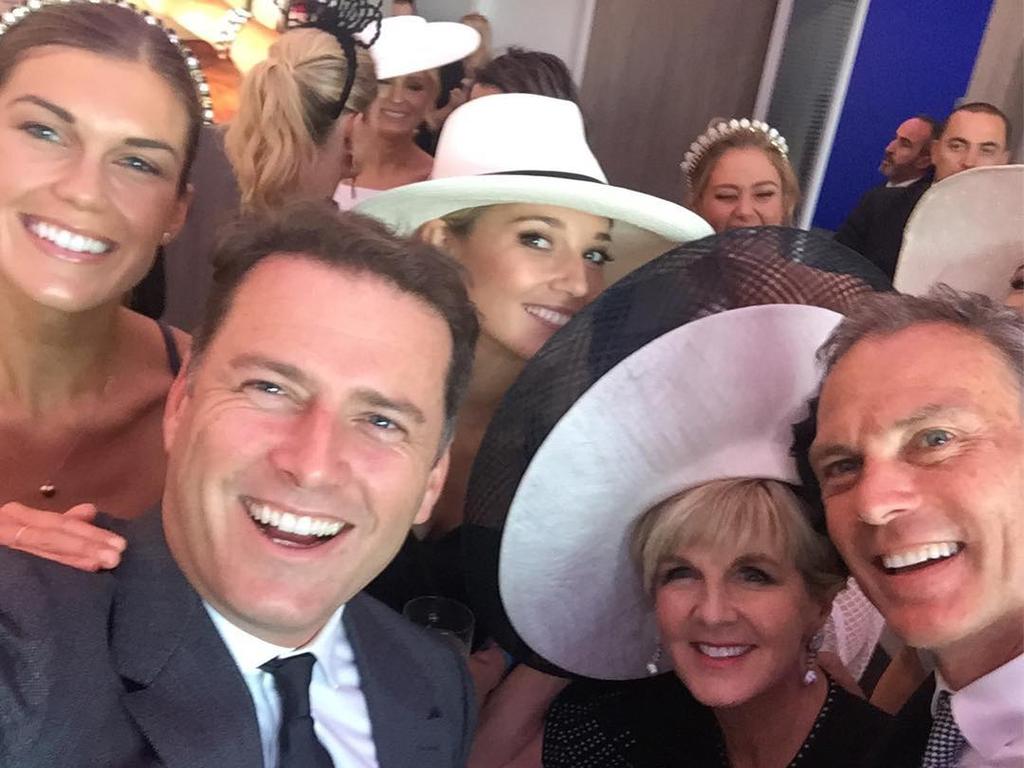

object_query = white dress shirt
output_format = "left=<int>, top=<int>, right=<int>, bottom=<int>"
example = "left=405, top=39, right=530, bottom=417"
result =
left=934, top=652, right=1024, bottom=767
left=206, top=604, right=380, bottom=768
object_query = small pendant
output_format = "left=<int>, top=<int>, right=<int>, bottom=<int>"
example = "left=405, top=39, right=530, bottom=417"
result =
left=39, top=484, right=57, bottom=498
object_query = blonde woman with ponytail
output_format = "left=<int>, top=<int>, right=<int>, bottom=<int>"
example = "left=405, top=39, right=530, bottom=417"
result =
left=162, top=2, right=379, bottom=330
left=226, top=28, right=376, bottom=210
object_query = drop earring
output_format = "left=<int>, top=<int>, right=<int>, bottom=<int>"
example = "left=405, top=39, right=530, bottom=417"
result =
left=803, top=631, right=824, bottom=685
left=646, top=645, right=662, bottom=676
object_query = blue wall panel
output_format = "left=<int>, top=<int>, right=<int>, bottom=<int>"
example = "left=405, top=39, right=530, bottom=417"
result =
left=812, top=0, right=993, bottom=231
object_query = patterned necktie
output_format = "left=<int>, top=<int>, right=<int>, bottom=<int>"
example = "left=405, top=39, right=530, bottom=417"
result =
left=261, top=653, right=334, bottom=768
left=921, top=690, right=967, bottom=768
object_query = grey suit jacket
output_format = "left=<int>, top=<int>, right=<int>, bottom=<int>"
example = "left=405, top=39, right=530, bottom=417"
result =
left=0, top=512, right=474, bottom=767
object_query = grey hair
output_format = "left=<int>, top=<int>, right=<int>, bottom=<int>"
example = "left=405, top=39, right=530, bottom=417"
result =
left=819, top=284, right=1024, bottom=386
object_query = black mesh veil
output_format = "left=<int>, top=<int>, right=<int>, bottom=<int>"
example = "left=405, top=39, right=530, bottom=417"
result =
left=460, top=226, right=892, bottom=675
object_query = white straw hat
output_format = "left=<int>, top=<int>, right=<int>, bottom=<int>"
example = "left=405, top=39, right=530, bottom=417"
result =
left=894, top=164, right=1024, bottom=299
left=497, top=304, right=842, bottom=680
left=356, top=93, right=714, bottom=283
left=357, top=15, right=480, bottom=80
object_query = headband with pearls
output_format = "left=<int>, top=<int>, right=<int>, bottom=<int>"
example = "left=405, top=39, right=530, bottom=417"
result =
left=680, top=118, right=789, bottom=187
left=0, top=0, right=215, bottom=124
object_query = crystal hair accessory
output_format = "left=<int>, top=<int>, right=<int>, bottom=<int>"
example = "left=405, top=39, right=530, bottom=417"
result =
left=680, top=118, right=789, bottom=185
left=287, top=0, right=382, bottom=120
left=0, top=0, right=215, bottom=124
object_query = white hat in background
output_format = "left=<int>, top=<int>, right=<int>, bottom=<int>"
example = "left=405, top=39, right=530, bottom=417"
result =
left=895, top=164, right=1024, bottom=300
left=498, top=304, right=843, bottom=680
left=356, top=93, right=714, bottom=283
left=358, top=15, right=480, bottom=80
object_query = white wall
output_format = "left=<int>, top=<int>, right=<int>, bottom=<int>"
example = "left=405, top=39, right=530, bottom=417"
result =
left=474, top=0, right=596, bottom=84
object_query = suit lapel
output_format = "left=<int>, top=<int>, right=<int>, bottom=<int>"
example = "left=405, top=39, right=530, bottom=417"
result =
left=345, top=594, right=448, bottom=768
left=109, top=513, right=265, bottom=768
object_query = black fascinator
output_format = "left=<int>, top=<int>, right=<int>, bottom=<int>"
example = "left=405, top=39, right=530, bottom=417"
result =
left=284, top=0, right=382, bottom=118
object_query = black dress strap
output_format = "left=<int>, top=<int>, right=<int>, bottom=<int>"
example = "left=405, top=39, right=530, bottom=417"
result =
left=156, top=320, right=182, bottom=377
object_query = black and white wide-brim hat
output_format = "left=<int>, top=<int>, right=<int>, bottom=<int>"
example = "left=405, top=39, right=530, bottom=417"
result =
left=895, top=164, right=1024, bottom=300
left=460, top=227, right=892, bottom=679
left=356, top=93, right=714, bottom=283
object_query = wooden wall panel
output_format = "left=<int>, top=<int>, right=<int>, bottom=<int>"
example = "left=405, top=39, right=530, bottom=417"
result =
left=580, top=0, right=778, bottom=203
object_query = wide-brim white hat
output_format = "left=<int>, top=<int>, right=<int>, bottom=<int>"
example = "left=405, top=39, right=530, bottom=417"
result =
left=496, top=304, right=842, bottom=680
left=357, top=15, right=481, bottom=80
left=356, top=93, right=714, bottom=283
left=894, top=165, right=1024, bottom=299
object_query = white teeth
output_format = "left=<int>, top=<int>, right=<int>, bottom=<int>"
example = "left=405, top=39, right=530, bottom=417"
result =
left=29, top=220, right=110, bottom=254
left=882, top=542, right=961, bottom=571
left=697, top=644, right=751, bottom=658
left=526, top=306, right=572, bottom=328
left=246, top=501, right=346, bottom=539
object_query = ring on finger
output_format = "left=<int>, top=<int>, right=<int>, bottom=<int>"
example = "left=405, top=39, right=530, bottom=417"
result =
left=12, top=525, right=28, bottom=547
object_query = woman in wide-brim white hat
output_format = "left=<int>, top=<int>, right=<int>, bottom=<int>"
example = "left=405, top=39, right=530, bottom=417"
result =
left=358, top=92, right=712, bottom=537
left=894, top=164, right=1023, bottom=309
left=336, top=15, right=480, bottom=208
left=500, top=304, right=892, bottom=767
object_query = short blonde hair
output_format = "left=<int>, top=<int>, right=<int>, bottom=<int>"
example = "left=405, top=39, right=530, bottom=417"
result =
left=631, top=478, right=846, bottom=600
left=226, top=29, right=376, bottom=211
left=684, top=132, right=801, bottom=225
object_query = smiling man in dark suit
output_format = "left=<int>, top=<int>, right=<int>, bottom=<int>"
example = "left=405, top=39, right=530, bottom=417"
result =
left=0, top=202, right=479, bottom=768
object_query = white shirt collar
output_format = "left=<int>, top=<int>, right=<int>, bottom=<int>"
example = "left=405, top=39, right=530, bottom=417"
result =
left=934, top=653, right=1024, bottom=760
left=205, top=603, right=349, bottom=688
left=886, top=174, right=924, bottom=188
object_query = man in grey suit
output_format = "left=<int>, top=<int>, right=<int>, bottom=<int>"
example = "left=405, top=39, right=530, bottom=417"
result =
left=0, top=202, right=479, bottom=767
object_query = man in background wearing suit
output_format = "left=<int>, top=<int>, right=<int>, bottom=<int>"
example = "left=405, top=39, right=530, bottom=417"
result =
left=0, top=202, right=479, bottom=767
left=803, top=287, right=1023, bottom=767
left=834, top=103, right=1013, bottom=280
left=833, top=114, right=938, bottom=279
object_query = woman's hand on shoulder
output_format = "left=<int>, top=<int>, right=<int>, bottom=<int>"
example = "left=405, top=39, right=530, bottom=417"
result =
left=0, top=501, right=126, bottom=571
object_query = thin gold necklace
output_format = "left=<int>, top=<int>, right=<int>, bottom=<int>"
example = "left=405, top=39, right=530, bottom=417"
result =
left=38, top=374, right=115, bottom=499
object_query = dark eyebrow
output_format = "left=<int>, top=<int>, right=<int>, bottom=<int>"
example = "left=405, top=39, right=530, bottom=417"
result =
left=230, top=354, right=314, bottom=390
left=511, top=215, right=612, bottom=243
left=352, top=387, right=426, bottom=425
left=125, top=137, right=179, bottom=158
left=13, top=94, right=180, bottom=159
left=12, top=95, right=73, bottom=123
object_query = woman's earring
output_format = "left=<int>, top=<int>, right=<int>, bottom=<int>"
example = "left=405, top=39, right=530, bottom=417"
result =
left=646, top=645, right=662, bottom=676
left=803, top=631, right=824, bottom=685
left=161, top=231, right=172, bottom=245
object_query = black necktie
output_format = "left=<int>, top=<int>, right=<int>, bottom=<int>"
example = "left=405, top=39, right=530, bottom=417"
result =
left=260, top=653, right=334, bottom=768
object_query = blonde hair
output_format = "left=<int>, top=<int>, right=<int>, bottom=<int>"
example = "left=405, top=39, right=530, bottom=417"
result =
left=684, top=131, right=801, bottom=225
left=631, top=478, right=846, bottom=601
left=225, top=29, right=376, bottom=210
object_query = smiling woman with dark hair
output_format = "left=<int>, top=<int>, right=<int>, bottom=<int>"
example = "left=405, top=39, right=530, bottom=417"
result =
left=0, top=0, right=205, bottom=559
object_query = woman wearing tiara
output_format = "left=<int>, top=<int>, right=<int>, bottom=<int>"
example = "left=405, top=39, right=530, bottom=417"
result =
left=682, top=118, right=801, bottom=233
left=0, top=0, right=209, bottom=563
